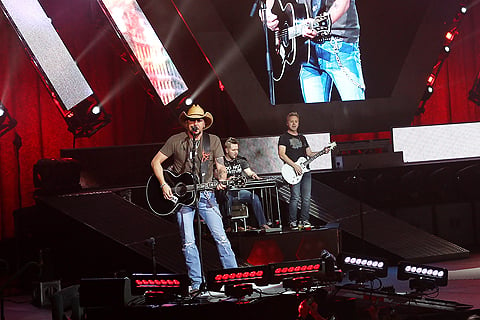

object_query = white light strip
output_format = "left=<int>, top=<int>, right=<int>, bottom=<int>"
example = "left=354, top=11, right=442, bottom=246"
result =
left=1, top=0, right=93, bottom=111
left=392, top=122, right=480, bottom=163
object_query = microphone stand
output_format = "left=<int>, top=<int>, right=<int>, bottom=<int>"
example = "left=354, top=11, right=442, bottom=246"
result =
left=150, top=237, right=157, bottom=276
left=253, top=0, right=276, bottom=105
left=190, top=128, right=207, bottom=292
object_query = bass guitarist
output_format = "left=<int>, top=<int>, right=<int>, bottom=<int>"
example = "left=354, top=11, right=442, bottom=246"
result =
left=278, top=112, right=331, bottom=230
left=151, top=104, right=237, bottom=294
left=263, top=0, right=365, bottom=103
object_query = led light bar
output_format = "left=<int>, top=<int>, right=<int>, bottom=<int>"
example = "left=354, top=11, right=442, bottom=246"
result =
left=397, top=261, right=448, bottom=287
left=206, top=265, right=269, bottom=292
left=338, top=253, right=388, bottom=278
left=269, top=259, right=324, bottom=283
left=130, top=273, right=189, bottom=296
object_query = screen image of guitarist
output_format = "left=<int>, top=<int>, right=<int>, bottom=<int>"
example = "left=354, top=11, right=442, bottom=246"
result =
left=263, top=0, right=365, bottom=104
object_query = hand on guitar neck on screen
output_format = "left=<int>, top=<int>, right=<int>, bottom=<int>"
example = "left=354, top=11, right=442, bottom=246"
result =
left=260, top=8, right=279, bottom=31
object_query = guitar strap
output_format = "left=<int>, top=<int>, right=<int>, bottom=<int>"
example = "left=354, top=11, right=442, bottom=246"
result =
left=200, top=133, right=210, bottom=183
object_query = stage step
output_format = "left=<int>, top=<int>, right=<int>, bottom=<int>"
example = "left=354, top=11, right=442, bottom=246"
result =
left=277, top=178, right=470, bottom=263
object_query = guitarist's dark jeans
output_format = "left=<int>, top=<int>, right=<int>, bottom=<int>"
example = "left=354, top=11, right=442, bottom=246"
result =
left=289, top=172, right=312, bottom=224
left=227, top=190, right=267, bottom=227
left=176, top=191, right=238, bottom=290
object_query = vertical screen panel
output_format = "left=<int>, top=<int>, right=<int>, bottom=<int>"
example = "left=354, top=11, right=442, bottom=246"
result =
left=100, top=0, right=188, bottom=106
left=392, top=123, right=480, bottom=163
left=1, top=0, right=93, bottom=111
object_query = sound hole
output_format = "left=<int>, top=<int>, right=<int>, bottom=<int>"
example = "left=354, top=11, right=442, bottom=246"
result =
left=174, top=183, right=188, bottom=197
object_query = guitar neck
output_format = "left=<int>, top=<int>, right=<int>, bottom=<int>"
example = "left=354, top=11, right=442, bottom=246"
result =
left=303, top=149, right=327, bottom=167
left=187, top=181, right=219, bottom=192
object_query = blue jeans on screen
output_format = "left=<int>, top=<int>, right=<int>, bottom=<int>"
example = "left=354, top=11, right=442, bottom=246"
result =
left=227, top=189, right=267, bottom=227
left=300, top=38, right=365, bottom=103
left=289, top=172, right=312, bottom=224
left=176, top=191, right=237, bottom=290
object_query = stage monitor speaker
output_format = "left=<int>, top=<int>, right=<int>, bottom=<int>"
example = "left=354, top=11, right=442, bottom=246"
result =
left=79, top=278, right=131, bottom=308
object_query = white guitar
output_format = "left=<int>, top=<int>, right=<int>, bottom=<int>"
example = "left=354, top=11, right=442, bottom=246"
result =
left=281, top=142, right=337, bottom=185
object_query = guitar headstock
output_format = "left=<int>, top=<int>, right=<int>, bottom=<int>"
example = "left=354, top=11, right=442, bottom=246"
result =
left=323, top=141, right=337, bottom=153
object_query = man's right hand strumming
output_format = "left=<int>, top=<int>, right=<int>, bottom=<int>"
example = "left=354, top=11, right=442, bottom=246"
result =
left=161, top=182, right=173, bottom=200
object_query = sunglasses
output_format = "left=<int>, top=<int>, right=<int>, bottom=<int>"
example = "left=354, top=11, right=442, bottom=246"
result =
left=187, top=118, right=204, bottom=123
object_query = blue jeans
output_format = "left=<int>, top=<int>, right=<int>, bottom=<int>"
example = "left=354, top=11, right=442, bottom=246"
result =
left=227, top=189, right=267, bottom=226
left=176, top=191, right=237, bottom=290
left=300, top=38, right=365, bottom=103
left=289, top=172, right=312, bottom=224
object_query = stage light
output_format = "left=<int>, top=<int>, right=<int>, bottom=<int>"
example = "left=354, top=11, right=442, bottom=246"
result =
left=0, top=102, right=18, bottom=138
left=206, top=265, right=269, bottom=292
left=427, top=74, right=436, bottom=86
left=337, top=253, right=388, bottom=282
left=130, top=273, right=189, bottom=296
left=460, top=6, right=467, bottom=14
left=269, top=258, right=325, bottom=284
left=397, top=261, right=448, bottom=291
left=443, top=46, right=450, bottom=53
left=90, top=105, right=101, bottom=115
left=185, top=97, right=193, bottom=106
left=445, top=30, right=457, bottom=42
left=64, top=95, right=111, bottom=138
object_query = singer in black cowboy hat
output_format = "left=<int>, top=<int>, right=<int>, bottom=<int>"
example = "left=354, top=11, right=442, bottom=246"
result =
left=151, top=104, right=237, bottom=293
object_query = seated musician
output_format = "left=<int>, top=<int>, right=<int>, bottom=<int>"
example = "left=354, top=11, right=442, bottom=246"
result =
left=222, top=137, right=270, bottom=230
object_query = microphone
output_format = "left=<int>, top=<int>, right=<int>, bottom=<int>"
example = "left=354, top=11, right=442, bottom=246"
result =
left=192, top=125, right=199, bottom=136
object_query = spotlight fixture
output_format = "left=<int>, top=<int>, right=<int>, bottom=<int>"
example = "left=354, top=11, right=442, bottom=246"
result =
left=397, top=261, right=448, bottom=291
left=0, top=102, right=18, bottom=138
left=337, top=253, right=388, bottom=282
left=184, top=97, right=193, bottom=106
left=206, top=265, right=269, bottom=292
left=130, top=273, right=189, bottom=296
left=64, top=95, right=111, bottom=138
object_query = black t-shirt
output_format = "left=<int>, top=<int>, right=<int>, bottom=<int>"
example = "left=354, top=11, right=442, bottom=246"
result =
left=224, top=156, right=249, bottom=178
left=278, top=132, right=310, bottom=162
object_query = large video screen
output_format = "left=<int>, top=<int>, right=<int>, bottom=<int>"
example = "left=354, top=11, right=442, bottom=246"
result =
left=204, top=0, right=459, bottom=135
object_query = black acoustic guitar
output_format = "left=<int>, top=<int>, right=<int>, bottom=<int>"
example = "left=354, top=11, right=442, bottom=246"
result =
left=270, top=0, right=331, bottom=81
left=146, top=170, right=246, bottom=216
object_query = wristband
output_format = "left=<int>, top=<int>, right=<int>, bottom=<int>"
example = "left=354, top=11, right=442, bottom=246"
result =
left=160, top=183, right=167, bottom=188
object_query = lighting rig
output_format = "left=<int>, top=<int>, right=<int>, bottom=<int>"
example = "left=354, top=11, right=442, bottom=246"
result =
left=397, top=261, right=448, bottom=293
left=337, top=252, right=388, bottom=284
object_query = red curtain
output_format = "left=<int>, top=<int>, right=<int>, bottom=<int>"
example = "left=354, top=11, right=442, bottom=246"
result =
left=1, top=3, right=480, bottom=240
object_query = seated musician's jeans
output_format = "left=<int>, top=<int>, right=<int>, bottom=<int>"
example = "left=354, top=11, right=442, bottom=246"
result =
left=177, top=191, right=237, bottom=290
left=289, top=172, right=312, bottom=224
left=227, top=189, right=267, bottom=226
left=299, top=38, right=365, bottom=103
